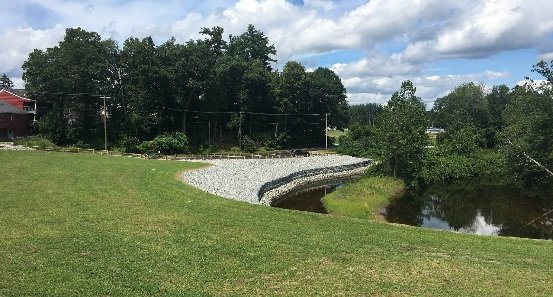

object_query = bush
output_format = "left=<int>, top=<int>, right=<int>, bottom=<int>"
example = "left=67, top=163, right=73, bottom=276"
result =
left=118, top=136, right=141, bottom=153
left=240, top=135, right=256, bottom=153
left=198, top=144, right=217, bottom=154
left=266, top=133, right=289, bottom=150
left=335, top=124, right=377, bottom=157
left=420, top=150, right=505, bottom=185
left=138, top=132, right=189, bottom=155
left=14, top=136, right=56, bottom=149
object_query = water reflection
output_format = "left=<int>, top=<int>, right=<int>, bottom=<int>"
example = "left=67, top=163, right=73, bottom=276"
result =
left=274, top=184, right=342, bottom=213
left=383, top=180, right=553, bottom=240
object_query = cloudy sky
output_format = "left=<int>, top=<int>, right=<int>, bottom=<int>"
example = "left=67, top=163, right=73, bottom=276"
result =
left=2, top=0, right=553, bottom=108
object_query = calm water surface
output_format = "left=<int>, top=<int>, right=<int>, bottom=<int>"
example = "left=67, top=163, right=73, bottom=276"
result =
left=275, top=184, right=343, bottom=213
left=383, top=180, right=553, bottom=240
left=275, top=177, right=553, bottom=240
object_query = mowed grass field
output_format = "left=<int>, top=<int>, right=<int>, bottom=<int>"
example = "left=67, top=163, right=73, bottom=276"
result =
left=1, top=151, right=553, bottom=296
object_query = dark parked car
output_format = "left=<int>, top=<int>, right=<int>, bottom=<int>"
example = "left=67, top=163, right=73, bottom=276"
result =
left=291, top=149, right=310, bottom=157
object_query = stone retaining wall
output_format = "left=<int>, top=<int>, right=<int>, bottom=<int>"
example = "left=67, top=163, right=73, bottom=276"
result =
left=258, top=160, right=371, bottom=205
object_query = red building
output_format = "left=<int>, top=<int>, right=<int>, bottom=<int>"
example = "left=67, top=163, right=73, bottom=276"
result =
left=0, top=89, right=35, bottom=139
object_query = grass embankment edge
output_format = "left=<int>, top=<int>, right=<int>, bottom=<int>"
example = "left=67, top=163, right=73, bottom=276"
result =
left=2, top=151, right=553, bottom=296
left=322, top=175, right=405, bottom=220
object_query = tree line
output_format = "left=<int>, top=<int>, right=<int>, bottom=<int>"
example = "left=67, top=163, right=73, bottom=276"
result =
left=22, top=26, right=348, bottom=151
left=339, top=62, right=553, bottom=192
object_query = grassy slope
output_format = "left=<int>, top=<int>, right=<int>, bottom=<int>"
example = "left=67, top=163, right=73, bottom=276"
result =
left=1, top=151, right=552, bottom=296
left=322, top=176, right=405, bottom=221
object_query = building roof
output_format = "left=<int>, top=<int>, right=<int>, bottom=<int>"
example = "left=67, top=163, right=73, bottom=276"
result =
left=0, top=88, right=33, bottom=102
left=0, top=101, right=29, bottom=114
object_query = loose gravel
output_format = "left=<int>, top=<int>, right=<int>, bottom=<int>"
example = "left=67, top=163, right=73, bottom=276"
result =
left=181, top=155, right=369, bottom=204
left=0, top=142, right=34, bottom=151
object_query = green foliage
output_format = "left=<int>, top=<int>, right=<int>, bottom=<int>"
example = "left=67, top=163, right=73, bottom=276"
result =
left=500, top=83, right=553, bottom=190
left=23, top=27, right=119, bottom=146
left=431, top=82, right=499, bottom=148
left=432, top=82, right=487, bottom=129
left=14, top=136, right=56, bottom=149
left=436, top=110, right=483, bottom=155
left=22, top=25, right=348, bottom=150
left=375, top=81, right=428, bottom=185
left=139, top=132, right=189, bottom=155
left=308, top=67, right=349, bottom=129
left=118, top=136, right=141, bottom=153
left=532, top=60, right=553, bottom=84
left=486, top=85, right=511, bottom=147
left=198, top=144, right=217, bottom=154
left=0, top=73, right=14, bottom=89
left=420, top=150, right=506, bottom=185
left=348, top=103, right=383, bottom=127
left=336, top=124, right=377, bottom=157
left=227, top=24, right=277, bottom=70
left=240, top=135, right=256, bottom=153
left=266, top=133, right=289, bottom=150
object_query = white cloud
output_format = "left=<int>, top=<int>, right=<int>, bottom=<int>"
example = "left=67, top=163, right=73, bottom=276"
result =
left=304, top=0, right=335, bottom=11
left=1, top=0, right=552, bottom=101
left=538, top=52, right=553, bottom=62
left=404, top=0, right=553, bottom=63
left=339, top=54, right=510, bottom=107
left=0, top=25, right=65, bottom=88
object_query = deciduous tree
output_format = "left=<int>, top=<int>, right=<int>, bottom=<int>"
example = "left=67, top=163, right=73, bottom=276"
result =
left=376, top=81, right=428, bottom=184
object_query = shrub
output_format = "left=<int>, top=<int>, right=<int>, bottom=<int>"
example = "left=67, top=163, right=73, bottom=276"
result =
left=137, top=140, right=156, bottom=154
left=198, top=144, right=217, bottom=154
left=420, top=150, right=505, bottom=185
left=266, top=133, right=289, bottom=150
left=14, top=136, right=56, bottom=149
left=241, top=135, right=256, bottom=153
left=138, top=132, right=189, bottom=155
left=118, top=136, right=141, bottom=153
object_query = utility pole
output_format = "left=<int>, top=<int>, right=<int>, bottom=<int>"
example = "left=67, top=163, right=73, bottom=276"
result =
left=238, top=111, right=243, bottom=147
left=101, top=96, right=111, bottom=152
left=325, top=113, right=329, bottom=150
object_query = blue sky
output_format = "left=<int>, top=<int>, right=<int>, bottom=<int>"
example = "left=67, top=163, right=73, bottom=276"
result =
left=1, top=0, right=553, bottom=108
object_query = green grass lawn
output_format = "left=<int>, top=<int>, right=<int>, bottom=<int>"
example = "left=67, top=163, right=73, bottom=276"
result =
left=322, top=176, right=405, bottom=221
left=1, top=151, right=553, bottom=296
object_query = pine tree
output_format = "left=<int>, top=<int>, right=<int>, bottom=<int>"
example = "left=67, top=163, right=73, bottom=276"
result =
left=0, top=74, right=14, bottom=89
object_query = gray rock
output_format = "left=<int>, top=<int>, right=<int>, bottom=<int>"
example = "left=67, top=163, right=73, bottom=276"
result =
left=181, top=155, right=370, bottom=205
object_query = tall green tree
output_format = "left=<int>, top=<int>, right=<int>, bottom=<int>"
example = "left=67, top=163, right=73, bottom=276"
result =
left=274, top=61, right=309, bottom=113
left=228, top=24, right=276, bottom=70
left=348, top=103, right=383, bottom=127
left=119, top=36, right=165, bottom=139
left=22, top=27, right=119, bottom=145
left=307, top=67, right=349, bottom=129
left=437, top=109, right=482, bottom=155
left=432, top=82, right=492, bottom=147
left=485, top=84, right=511, bottom=147
left=501, top=83, right=553, bottom=190
left=532, top=60, right=553, bottom=84
left=376, top=81, right=428, bottom=184
left=432, top=82, right=488, bottom=128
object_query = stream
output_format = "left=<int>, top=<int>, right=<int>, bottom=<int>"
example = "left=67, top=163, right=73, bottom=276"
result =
left=274, top=178, right=553, bottom=240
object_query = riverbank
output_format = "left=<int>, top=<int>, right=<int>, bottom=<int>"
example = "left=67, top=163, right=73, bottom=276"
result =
left=182, top=155, right=370, bottom=204
left=322, top=176, right=406, bottom=220
left=2, top=151, right=553, bottom=296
